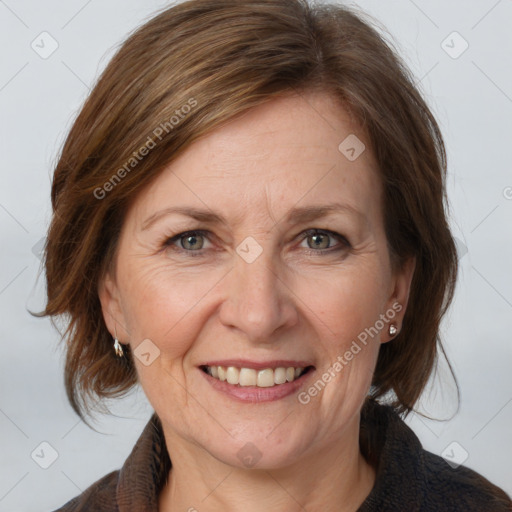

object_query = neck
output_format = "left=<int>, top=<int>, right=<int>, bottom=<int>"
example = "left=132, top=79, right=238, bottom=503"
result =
left=158, top=417, right=376, bottom=512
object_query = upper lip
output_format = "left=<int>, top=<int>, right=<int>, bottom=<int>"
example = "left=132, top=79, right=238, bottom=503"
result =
left=200, top=359, right=315, bottom=370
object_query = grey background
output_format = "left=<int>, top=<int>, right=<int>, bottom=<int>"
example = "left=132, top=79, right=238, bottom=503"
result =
left=0, top=0, right=511, bottom=510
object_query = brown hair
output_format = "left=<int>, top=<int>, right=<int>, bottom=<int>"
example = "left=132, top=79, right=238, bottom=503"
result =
left=36, top=0, right=458, bottom=420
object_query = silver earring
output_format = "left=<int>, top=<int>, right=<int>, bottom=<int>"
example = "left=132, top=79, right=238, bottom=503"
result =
left=388, top=324, right=398, bottom=337
left=113, top=326, right=124, bottom=357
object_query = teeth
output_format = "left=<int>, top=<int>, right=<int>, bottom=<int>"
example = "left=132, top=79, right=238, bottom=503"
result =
left=226, top=366, right=239, bottom=385
left=274, top=367, right=287, bottom=385
left=239, top=368, right=257, bottom=386
left=204, top=365, right=307, bottom=387
left=257, top=368, right=274, bottom=387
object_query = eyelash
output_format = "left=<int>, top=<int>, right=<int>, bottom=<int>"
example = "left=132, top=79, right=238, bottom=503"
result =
left=161, top=228, right=351, bottom=257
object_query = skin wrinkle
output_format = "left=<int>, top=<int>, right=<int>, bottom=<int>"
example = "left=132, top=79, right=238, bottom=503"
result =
left=98, top=91, right=415, bottom=512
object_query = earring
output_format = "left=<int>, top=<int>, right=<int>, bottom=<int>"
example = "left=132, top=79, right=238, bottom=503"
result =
left=113, top=326, right=124, bottom=357
left=388, top=324, right=398, bottom=337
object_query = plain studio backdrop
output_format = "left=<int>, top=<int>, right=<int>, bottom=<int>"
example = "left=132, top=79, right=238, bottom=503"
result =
left=0, top=0, right=511, bottom=510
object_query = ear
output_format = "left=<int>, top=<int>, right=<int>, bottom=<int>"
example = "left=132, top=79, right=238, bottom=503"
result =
left=382, top=256, right=416, bottom=343
left=98, top=271, right=130, bottom=344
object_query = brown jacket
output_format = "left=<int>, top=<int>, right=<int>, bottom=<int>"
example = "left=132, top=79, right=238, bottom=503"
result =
left=53, top=400, right=511, bottom=511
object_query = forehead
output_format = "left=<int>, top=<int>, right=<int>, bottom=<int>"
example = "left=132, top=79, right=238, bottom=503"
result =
left=128, top=91, right=382, bottom=228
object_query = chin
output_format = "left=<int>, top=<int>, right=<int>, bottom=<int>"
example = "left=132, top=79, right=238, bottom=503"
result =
left=203, top=429, right=310, bottom=471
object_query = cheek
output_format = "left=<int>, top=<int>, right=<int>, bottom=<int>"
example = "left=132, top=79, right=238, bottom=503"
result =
left=294, top=265, right=386, bottom=343
left=294, top=269, right=384, bottom=430
left=119, top=260, right=226, bottom=357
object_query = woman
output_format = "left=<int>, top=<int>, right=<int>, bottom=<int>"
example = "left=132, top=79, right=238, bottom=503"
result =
left=40, top=0, right=511, bottom=510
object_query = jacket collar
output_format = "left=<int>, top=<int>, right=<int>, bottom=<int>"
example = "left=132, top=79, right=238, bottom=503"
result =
left=358, top=400, right=425, bottom=511
left=116, top=413, right=172, bottom=511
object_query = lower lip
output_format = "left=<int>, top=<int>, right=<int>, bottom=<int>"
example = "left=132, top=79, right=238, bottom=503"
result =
left=199, top=368, right=315, bottom=403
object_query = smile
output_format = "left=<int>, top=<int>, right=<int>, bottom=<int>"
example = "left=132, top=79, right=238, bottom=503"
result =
left=201, top=365, right=314, bottom=387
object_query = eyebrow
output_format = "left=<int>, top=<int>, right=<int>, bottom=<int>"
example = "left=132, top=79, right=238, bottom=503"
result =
left=283, top=203, right=366, bottom=226
left=141, top=202, right=366, bottom=231
left=142, top=207, right=226, bottom=231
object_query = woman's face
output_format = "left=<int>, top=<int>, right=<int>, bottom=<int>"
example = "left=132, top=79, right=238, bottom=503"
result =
left=100, top=91, right=414, bottom=470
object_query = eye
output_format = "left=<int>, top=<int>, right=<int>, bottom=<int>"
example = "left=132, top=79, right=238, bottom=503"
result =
left=299, top=229, right=350, bottom=252
left=180, top=232, right=204, bottom=250
left=163, top=230, right=211, bottom=252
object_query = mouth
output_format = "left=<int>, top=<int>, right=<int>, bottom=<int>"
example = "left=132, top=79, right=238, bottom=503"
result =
left=200, top=364, right=315, bottom=388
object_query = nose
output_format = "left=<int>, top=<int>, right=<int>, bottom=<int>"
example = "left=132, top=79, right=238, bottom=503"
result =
left=219, top=250, right=299, bottom=344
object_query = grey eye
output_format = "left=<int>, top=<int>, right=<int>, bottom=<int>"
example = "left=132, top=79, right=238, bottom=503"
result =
left=181, top=233, right=204, bottom=250
left=307, top=232, right=332, bottom=249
